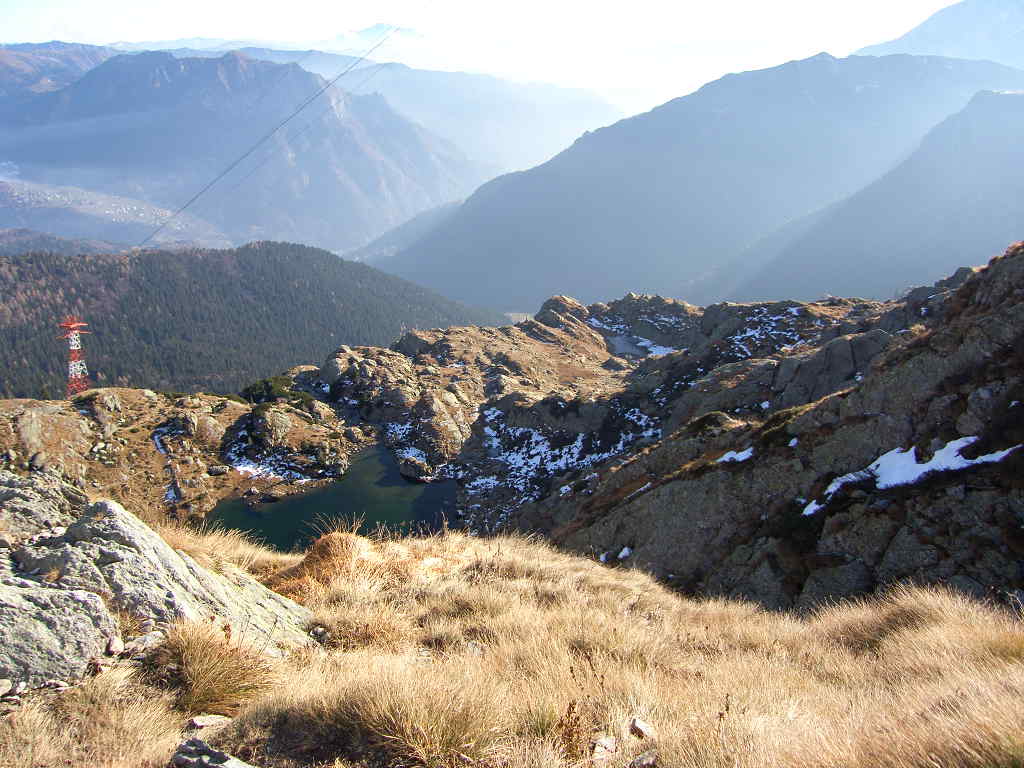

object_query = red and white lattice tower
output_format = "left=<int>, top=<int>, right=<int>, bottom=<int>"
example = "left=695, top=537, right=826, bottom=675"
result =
left=57, top=316, right=92, bottom=398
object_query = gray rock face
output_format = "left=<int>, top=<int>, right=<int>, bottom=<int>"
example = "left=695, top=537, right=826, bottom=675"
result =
left=0, top=582, right=117, bottom=688
left=522, top=244, right=1024, bottom=610
left=13, top=500, right=312, bottom=648
left=1, top=474, right=312, bottom=689
left=0, top=470, right=84, bottom=541
left=172, top=738, right=261, bottom=768
left=775, top=329, right=892, bottom=408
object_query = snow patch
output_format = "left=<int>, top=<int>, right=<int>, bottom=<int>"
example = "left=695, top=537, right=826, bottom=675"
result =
left=800, top=436, right=1022, bottom=516
left=396, top=446, right=428, bottom=463
left=635, top=337, right=677, bottom=356
left=385, top=422, right=414, bottom=441
left=625, top=482, right=652, bottom=501
left=717, top=447, right=754, bottom=464
left=617, top=546, right=633, bottom=560
left=870, top=437, right=1020, bottom=489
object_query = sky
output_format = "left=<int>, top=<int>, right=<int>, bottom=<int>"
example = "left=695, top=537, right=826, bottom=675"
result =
left=3, top=0, right=961, bottom=112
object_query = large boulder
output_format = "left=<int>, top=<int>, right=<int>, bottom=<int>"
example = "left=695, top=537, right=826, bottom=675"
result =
left=1, top=474, right=312, bottom=689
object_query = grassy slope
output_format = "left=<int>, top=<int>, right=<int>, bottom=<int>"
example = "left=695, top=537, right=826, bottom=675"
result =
left=3, top=525, right=1022, bottom=768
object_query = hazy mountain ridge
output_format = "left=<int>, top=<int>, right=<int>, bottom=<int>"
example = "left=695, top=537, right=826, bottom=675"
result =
left=0, top=227, right=124, bottom=256
left=377, top=53, right=1024, bottom=311
left=730, top=90, right=1024, bottom=301
left=0, top=41, right=114, bottom=102
left=0, top=51, right=483, bottom=251
left=858, top=0, right=1024, bottom=70
left=123, top=44, right=622, bottom=173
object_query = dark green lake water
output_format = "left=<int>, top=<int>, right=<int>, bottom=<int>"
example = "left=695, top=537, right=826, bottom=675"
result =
left=209, top=445, right=456, bottom=551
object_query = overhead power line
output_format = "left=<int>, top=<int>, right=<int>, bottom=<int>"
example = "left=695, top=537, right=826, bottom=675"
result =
left=137, top=27, right=400, bottom=247
left=214, top=60, right=393, bottom=198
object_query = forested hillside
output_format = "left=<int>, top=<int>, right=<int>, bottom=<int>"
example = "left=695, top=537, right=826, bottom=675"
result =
left=0, top=241, right=503, bottom=398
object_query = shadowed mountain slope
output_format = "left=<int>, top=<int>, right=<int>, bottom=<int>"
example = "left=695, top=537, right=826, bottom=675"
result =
left=377, top=53, right=1024, bottom=311
left=731, top=90, right=1024, bottom=301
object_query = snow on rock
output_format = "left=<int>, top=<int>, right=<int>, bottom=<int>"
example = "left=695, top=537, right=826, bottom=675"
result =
left=385, top=422, right=414, bottom=441
left=801, top=436, right=1022, bottom=516
left=224, top=429, right=313, bottom=482
left=725, top=307, right=805, bottom=359
left=395, top=445, right=428, bottom=463
left=870, top=437, right=1021, bottom=489
left=465, top=475, right=501, bottom=495
left=478, top=405, right=661, bottom=504
left=717, top=447, right=754, bottom=464
left=625, top=482, right=652, bottom=501
left=151, top=426, right=175, bottom=455
left=635, top=337, right=678, bottom=356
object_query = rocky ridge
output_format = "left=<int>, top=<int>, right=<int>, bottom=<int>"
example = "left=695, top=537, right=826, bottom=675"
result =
left=316, top=278, right=954, bottom=530
left=0, top=248, right=1016, bottom=612
left=519, top=245, right=1024, bottom=609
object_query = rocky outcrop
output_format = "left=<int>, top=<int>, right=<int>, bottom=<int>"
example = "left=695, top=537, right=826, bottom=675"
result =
left=0, top=471, right=311, bottom=689
left=312, top=286, right=917, bottom=529
left=0, top=579, right=117, bottom=690
left=0, top=387, right=361, bottom=523
left=517, top=243, right=1024, bottom=610
left=0, top=469, right=85, bottom=542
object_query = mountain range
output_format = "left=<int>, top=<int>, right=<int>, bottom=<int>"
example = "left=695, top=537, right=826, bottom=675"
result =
left=152, top=46, right=622, bottom=174
left=0, top=41, right=113, bottom=102
left=373, top=53, right=1024, bottom=311
left=0, top=50, right=481, bottom=251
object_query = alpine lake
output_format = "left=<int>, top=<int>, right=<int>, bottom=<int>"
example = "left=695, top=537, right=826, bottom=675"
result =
left=208, top=444, right=457, bottom=551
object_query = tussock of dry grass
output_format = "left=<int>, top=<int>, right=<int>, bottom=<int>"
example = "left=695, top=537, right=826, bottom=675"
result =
left=144, top=620, right=280, bottom=716
left=0, top=668, right=182, bottom=768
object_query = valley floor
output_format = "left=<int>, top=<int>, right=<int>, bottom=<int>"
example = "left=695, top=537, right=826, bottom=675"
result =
left=2, top=525, right=1022, bottom=768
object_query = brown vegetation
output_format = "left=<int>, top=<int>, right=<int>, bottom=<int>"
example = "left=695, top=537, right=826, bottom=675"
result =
left=0, top=668, right=181, bottom=768
left=2, top=528, right=1022, bottom=768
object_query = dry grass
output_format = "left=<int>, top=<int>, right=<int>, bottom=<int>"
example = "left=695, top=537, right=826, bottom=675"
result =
left=144, top=619, right=280, bottom=716
left=198, top=531, right=1024, bottom=768
left=3, top=528, right=1022, bottom=768
left=154, top=519, right=302, bottom=578
left=0, top=668, right=182, bottom=768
